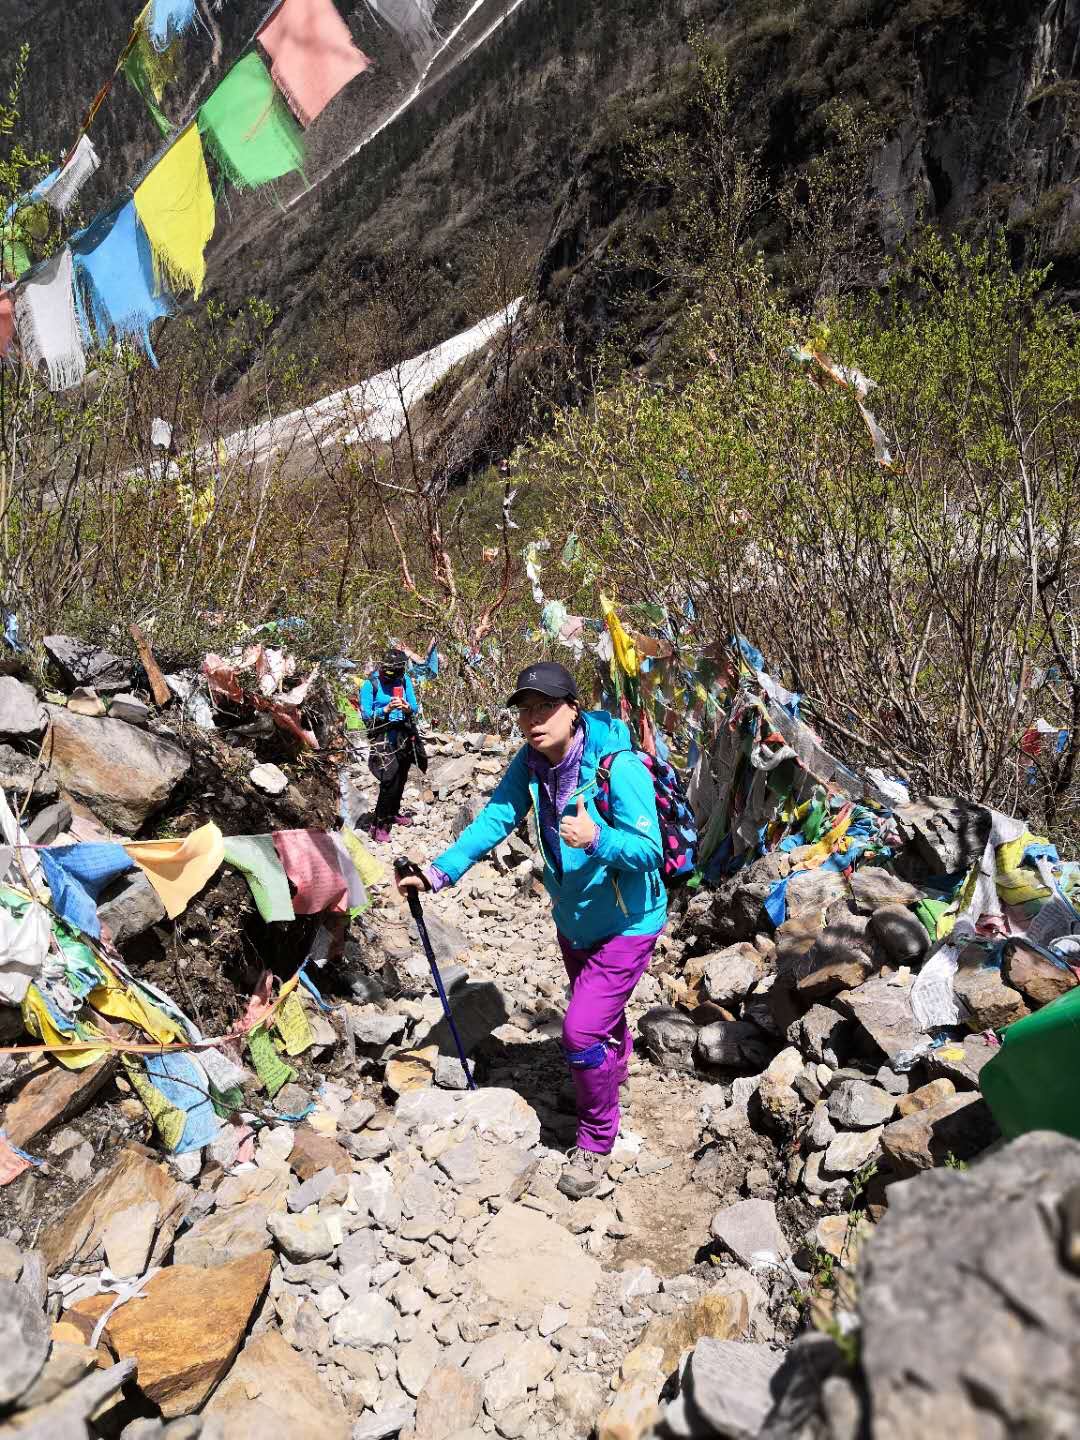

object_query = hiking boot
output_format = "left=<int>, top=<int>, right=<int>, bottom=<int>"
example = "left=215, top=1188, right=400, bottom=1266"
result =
left=393, top=814, right=414, bottom=827
left=371, top=826, right=391, bottom=844
left=558, top=1146, right=607, bottom=1201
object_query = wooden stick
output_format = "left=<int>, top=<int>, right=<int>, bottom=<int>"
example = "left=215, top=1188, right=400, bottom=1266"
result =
left=129, top=623, right=171, bottom=707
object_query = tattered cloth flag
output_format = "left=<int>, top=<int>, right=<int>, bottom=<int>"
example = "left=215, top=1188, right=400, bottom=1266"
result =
left=364, top=0, right=439, bottom=70
left=39, top=136, right=101, bottom=216
left=14, top=247, right=87, bottom=391
left=134, top=123, right=216, bottom=299
left=73, top=200, right=173, bottom=364
left=148, top=0, right=199, bottom=51
left=198, top=53, right=307, bottom=190
left=258, top=0, right=372, bottom=127
left=125, top=2, right=181, bottom=135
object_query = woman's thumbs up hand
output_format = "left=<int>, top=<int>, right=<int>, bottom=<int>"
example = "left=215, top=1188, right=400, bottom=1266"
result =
left=560, top=795, right=599, bottom=850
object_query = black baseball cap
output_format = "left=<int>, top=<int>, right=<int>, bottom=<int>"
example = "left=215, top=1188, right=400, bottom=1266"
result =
left=381, top=649, right=407, bottom=673
left=506, top=661, right=578, bottom=707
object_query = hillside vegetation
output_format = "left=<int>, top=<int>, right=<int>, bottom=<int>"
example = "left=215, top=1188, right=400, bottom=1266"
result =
left=2, top=2, right=1080, bottom=844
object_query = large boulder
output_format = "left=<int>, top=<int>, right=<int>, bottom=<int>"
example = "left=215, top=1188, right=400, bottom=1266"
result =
left=41, top=706, right=190, bottom=833
left=204, top=1330, right=350, bottom=1439
left=43, top=635, right=129, bottom=693
left=69, top=1250, right=273, bottom=1417
left=858, top=1132, right=1080, bottom=1436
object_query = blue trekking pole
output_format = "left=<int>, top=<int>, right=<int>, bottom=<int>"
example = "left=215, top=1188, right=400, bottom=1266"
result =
left=394, top=857, right=476, bottom=1090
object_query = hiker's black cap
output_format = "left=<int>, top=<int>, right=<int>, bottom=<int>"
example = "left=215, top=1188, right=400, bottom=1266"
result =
left=506, top=662, right=578, bottom=708
left=381, top=648, right=406, bottom=672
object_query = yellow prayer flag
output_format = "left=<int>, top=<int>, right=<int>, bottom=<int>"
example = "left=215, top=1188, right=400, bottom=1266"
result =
left=134, top=124, right=215, bottom=299
left=600, top=594, right=639, bottom=679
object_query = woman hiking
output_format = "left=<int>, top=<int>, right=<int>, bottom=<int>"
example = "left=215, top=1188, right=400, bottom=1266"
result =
left=361, top=649, right=422, bottom=843
left=396, top=661, right=666, bottom=1200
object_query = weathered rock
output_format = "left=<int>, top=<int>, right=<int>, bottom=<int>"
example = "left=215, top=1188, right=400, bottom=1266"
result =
left=661, top=1338, right=786, bottom=1440
left=204, top=1329, right=350, bottom=1439
left=0, top=676, right=43, bottom=738
left=172, top=1200, right=270, bottom=1269
left=710, top=1199, right=790, bottom=1268
left=463, top=1203, right=602, bottom=1324
left=637, top=1286, right=749, bottom=1374
left=42, top=1144, right=191, bottom=1272
left=0, top=1277, right=49, bottom=1406
left=100, top=1200, right=159, bottom=1278
left=785, top=867, right=849, bottom=919
left=699, top=944, right=763, bottom=1006
left=638, top=1007, right=699, bottom=1072
left=398, top=1334, right=442, bottom=1399
left=880, top=1093, right=999, bottom=1175
left=97, top=870, right=167, bottom=945
left=554, top=1371, right=607, bottom=1429
left=0, top=743, right=58, bottom=804
left=289, top=1166, right=347, bottom=1212
left=4, top=1053, right=118, bottom=1151
left=924, top=1032, right=998, bottom=1091
left=894, top=797, right=990, bottom=875
left=953, top=960, right=1030, bottom=1030
left=348, top=1007, right=409, bottom=1047
left=1002, top=945, right=1078, bottom=1008
left=796, top=950, right=873, bottom=1001
left=42, top=706, right=190, bottom=832
left=109, top=693, right=150, bottom=726
left=67, top=686, right=107, bottom=717
left=15, top=1340, right=98, bottom=1409
left=44, top=635, right=130, bottom=693
left=413, top=983, right=509, bottom=1065
left=834, top=973, right=923, bottom=1062
left=895, top=1078, right=956, bottom=1117
left=331, top=1292, right=399, bottom=1349
left=598, top=1374, right=663, bottom=1440
left=850, top=867, right=920, bottom=912
left=385, top=1046, right=439, bottom=1093
left=823, top=1125, right=883, bottom=1176
left=827, top=1080, right=896, bottom=1129
left=868, top=904, right=929, bottom=965
left=414, top=1366, right=483, bottom=1440
left=482, top=1338, right=557, bottom=1411
left=24, top=799, right=72, bottom=845
left=71, top=1250, right=272, bottom=1417
left=352, top=1408, right=414, bottom=1440
left=288, top=1129, right=351, bottom=1181
left=859, top=1131, right=1080, bottom=1437
left=695, top=1021, right=771, bottom=1070
left=266, top=1208, right=334, bottom=1263
left=775, top=912, right=826, bottom=979
left=791, top=1005, right=853, bottom=1067
left=806, top=1102, right=837, bottom=1151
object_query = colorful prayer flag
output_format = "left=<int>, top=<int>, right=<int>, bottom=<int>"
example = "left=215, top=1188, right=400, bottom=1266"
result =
left=134, top=124, right=216, bottom=299
left=259, top=0, right=372, bottom=127
left=198, top=53, right=307, bottom=191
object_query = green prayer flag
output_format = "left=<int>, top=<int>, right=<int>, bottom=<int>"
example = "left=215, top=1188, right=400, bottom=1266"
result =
left=247, top=1020, right=296, bottom=1097
left=197, top=53, right=306, bottom=191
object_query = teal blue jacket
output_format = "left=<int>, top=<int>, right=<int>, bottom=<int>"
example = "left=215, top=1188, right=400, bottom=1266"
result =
left=432, top=710, right=666, bottom=948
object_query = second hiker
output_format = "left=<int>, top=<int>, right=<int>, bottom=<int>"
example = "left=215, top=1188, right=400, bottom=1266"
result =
left=361, top=649, right=424, bottom=843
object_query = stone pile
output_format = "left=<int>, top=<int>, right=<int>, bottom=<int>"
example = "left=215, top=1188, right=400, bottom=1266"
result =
left=3, top=656, right=1076, bottom=1440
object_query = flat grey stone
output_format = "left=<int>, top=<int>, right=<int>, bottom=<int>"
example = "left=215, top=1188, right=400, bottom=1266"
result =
left=0, top=677, right=44, bottom=739
left=710, top=1199, right=791, bottom=1267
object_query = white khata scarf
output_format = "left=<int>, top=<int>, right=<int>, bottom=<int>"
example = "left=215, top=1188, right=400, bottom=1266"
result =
left=15, top=247, right=87, bottom=391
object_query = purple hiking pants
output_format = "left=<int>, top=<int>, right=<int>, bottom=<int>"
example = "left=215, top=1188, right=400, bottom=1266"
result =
left=559, top=929, right=661, bottom=1154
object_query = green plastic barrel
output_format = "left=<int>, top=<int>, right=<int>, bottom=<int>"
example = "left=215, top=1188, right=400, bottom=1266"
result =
left=980, top=985, right=1080, bottom=1140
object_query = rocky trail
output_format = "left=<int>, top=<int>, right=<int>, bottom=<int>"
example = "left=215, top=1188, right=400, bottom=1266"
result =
left=1, top=643, right=1080, bottom=1440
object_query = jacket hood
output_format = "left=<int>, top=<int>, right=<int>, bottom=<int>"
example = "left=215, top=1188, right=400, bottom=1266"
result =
left=580, top=709, right=633, bottom=761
